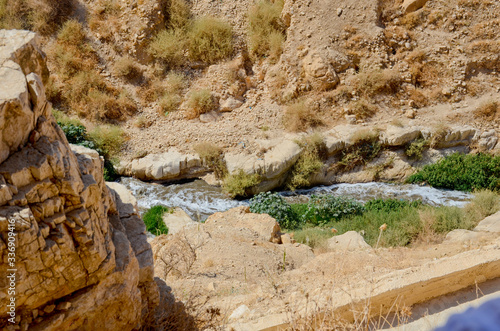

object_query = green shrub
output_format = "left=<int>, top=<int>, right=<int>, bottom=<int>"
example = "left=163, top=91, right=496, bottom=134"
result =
left=405, top=138, right=429, bottom=160
left=430, top=206, right=472, bottom=233
left=188, top=17, right=233, bottom=63
left=287, top=134, right=326, bottom=190
left=407, top=153, right=500, bottom=191
left=247, top=0, right=286, bottom=62
left=223, top=170, right=261, bottom=198
left=335, top=206, right=422, bottom=247
left=249, top=192, right=300, bottom=229
left=88, top=125, right=126, bottom=159
left=143, top=205, right=170, bottom=235
left=364, top=199, right=422, bottom=213
left=301, top=195, right=365, bottom=226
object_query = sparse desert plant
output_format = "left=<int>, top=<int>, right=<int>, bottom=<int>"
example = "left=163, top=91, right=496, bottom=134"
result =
left=463, top=189, right=500, bottom=222
left=355, top=69, right=402, bottom=97
left=223, top=170, right=261, bottom=198
left=0, top=0, right=73, bottom=34
left=57, top=19, right=86, bottom=45
left=113, top=56, right=142, bottom=80
left=159, top=94, right=181, bottom=114
left=335, top=129, right=381, bottom=172
left=405, top=138, right=429, bottom=160
left=143, top=205, right=170, bottom=235
left=148, top=29, right=187, bottom=67
left=188, top=17, right=233, bottom=63
left=166, top=0, right=190, bottom=31
left=349, top=98, right=377, bottom=120
left=165, top=72, right=187, bottom=94
left=247, top=0, right=286, bottom=62
left=474, top=100, right=498, bottom=120
left=301, top=195, right=365, bottom=225
left=429, top=124, right=449, bottom=148
left=88, top=124, right=126, bottom=159
left=287, top=134, right=326, bottom=190
left=283, top=100, right=323, bottom=132
left=193, top=142, right=227, bottom=179
left=185, top=89, right=217, bottom=119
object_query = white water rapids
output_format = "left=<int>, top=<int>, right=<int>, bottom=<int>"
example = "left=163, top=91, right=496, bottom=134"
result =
left=119, top=178, right=473, bottom=221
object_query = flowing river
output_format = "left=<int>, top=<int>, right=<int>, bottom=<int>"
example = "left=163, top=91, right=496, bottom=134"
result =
left=119, top=177, right=473, bottom=221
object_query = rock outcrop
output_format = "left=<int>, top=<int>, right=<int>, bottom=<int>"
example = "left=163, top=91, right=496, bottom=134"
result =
left=0, top=30, right=157, bottom=330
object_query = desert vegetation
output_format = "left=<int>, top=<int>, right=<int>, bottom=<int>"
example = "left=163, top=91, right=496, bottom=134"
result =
left=408, top=152, right=500, bottom=191
left=143, top=205, right=171, bottom=235
left=249, top=190, right=500, bottom=249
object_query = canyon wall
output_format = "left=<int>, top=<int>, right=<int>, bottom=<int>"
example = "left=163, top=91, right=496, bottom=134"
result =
left=0, top=30, right=158, bottom=330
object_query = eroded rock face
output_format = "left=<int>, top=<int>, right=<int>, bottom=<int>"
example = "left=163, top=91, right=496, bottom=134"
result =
left=0, top=30, right=157, bottom=330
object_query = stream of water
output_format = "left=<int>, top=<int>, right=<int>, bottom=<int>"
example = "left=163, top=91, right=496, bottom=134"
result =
left=119, top=177, right=473, bottom=221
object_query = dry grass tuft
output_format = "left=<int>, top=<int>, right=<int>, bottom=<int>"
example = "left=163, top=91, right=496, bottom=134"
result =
left=247, top=0, right=286, bottom=62
left=113, top=56, right=143, bottom=81
left=188, top=17, right=233, bottom=64
left=283, top=100, right=323, bottom=132
left=193, top=142, right=226, bottom=179
left=185, top=89, right=217, bottom=119
left=474, top=100, right=498, bottom=120
left=349, top=99, right=377, bottom=120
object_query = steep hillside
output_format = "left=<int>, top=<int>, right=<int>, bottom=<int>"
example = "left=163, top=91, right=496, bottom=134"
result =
left=0, top=0, right=498, bottom=185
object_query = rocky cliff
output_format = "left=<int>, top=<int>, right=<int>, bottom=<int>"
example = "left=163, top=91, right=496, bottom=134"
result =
left=0, top=30, right=158, bottom=330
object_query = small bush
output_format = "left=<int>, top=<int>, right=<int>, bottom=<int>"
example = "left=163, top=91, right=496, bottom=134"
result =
left=223, top=170, right=261, bottom=198
left=247, top=0, right=286, bottom=62
left=283, top=100, right=323, bottom=132
left=159, top=94, right=181, bottom=114
left=88, top=125, right=126, bottom=159
left=463, top=189, right=500, bottom=222
left=166, top=0, right=190, bottom=30
left=113, top=56, right=142, bottom=80
left=407, top=153, right=500, bottom=192
left=355, top=69, right=402, bottom=97
left=185, top=89, right=216, bottom=119
left=0, top=0, right=73, bottom=34
left=474, top=100, right=498, bottom=120
left=148, top=29, right=187, bottom=67
left=193, top=142, right=227, bottom=179
left=58, top=19, right=86, bottom=45
left=287, top=134, right=326, bottom=190
left=336, top=130, right=381, bottom=172
left=143, top=205, right=170, bottom=235
left=405, top=138, right=429, bottom=160
left=301, top=195, right=365, bottom=226
left=249, top=192, right=299, bottom=229
left=188, top=17, right=233, bottom=63
left=349, top=99, right=377, bottom=120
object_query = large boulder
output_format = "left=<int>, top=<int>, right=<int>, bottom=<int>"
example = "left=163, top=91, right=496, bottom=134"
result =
left=474, top=211, right=500, bottom=233
left=302, top=50, right=339, bottom=91
left=0, top=30, right=158, bottom=330
left=118, top=150, right=208, bottom=181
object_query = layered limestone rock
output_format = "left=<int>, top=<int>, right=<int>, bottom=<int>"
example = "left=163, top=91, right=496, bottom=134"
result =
left=0, top=30, right=157, bottom=330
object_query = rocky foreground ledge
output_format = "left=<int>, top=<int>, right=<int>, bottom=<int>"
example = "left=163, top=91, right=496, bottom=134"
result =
left=0, top=30, right=158, bottom=330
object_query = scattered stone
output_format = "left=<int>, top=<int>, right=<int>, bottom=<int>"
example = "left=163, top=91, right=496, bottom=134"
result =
left=43, top=305, right=56, bottom=314
left=56, top=302, right=71, bottom=311
left=327, top=231, right=371, bottom=251
left=220, top=97, right=243, bottom=112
